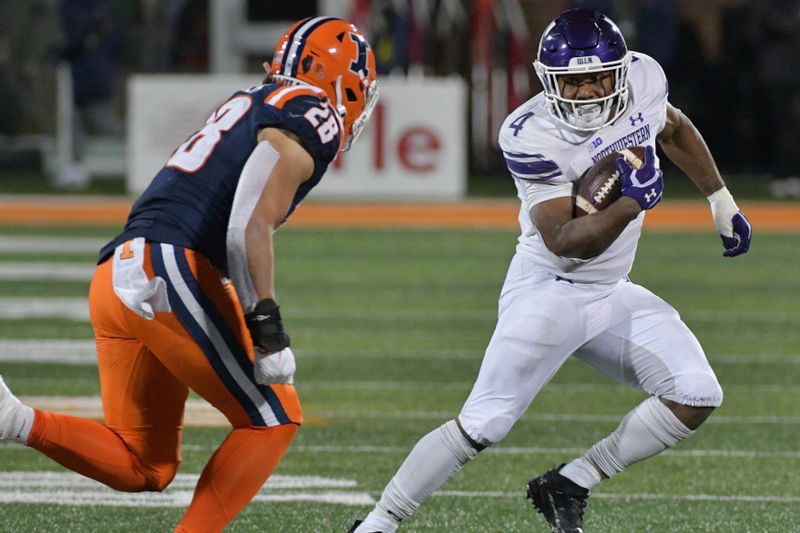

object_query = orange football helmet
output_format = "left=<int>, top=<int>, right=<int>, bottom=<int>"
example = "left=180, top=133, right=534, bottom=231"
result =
left=268, top=17, right=379, bottom=151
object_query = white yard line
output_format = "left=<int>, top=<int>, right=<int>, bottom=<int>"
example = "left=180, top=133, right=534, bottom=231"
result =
left=0, top=471, right=795, bottom=508
left=287, top=444, right=800, bottom=460
left=0, top=471, right=357, bottom=489
left=0, top=263, right=93, bottom=281
left=0, top=294, right=798, bottom=324
left=7, top=397, right=800, bottom=427
left=0, top=339, right=97, bottom=363
left=0, top=296, right=482, bottom=322
left=0, top=236, right=106, bottom=254
left=434, top=490, right=800, bottom=503
left=310, top=410, right=800, bottom=425
left=0, top=298, right=89, bottom=320
left=0, top=471, right=373, bottom=507
left=14, top=396, right=229, bottom=426
left=6, top=440, right=800, bottom=460
left=299, top=381, right=800, bottom=393
left=0, top=338, right=798, bottom=366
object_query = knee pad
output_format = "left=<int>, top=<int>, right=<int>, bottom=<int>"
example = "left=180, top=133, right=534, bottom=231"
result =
left=459, top=413, right=515, bottom=447
left=674, top=372, right=723, bottom=407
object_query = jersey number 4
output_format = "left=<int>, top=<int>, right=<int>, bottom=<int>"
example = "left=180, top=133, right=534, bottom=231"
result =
left=508, top=112, right=534, bottom=137
left=167, top=95, right=252, bottom=173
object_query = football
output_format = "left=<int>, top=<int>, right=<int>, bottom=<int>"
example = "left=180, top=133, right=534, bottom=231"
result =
left=574, top=146, right=646, bottom=217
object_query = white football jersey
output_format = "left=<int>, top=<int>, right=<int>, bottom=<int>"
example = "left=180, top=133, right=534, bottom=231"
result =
left=499, top=52, right=669, bottom=284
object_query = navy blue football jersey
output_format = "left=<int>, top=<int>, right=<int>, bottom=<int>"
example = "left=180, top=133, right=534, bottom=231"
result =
left=99, top=83, right=342, bottom=272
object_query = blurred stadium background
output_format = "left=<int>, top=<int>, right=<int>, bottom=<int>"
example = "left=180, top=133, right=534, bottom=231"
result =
left=0, top=0, right=798, bottom=197
left=1, top=1, right=799, bottom=532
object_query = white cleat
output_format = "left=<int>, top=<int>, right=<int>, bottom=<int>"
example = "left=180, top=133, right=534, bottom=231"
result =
left=0, top=375, right=34, bottom=443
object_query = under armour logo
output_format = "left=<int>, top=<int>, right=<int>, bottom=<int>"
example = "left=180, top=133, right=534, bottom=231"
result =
left=645, top=188, right=658, bottom=203
left=629, top=112, right=644, bottom=126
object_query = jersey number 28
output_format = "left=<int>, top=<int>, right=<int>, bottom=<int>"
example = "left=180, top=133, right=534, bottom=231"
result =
left=304, top=104, right=339, bottom=144
left=167, top=95, right=252, bottom=173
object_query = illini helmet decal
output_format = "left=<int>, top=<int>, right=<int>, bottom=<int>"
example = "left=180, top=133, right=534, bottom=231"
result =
left=269, top=17, right=379, bottom=151
left=533, top=8, right=631, bottom=131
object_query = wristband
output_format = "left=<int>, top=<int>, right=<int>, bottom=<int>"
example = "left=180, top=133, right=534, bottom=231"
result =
left=707, top=186, right=736, bottom=209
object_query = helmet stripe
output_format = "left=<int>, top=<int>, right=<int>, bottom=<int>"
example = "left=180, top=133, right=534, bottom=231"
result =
left=282, top=16, right=340, bottom=78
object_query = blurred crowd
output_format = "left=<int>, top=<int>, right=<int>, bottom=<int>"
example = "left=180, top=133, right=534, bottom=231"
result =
left=0, top=0, right=797, bottom=186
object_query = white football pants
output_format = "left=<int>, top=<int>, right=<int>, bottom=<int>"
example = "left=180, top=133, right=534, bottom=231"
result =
left=458, top=253, right=723, bottom=446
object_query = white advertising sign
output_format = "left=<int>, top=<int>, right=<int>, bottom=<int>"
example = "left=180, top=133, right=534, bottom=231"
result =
left=127, top=75, right=466, bottom=199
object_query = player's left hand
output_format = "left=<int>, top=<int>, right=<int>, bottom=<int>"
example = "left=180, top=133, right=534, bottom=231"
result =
left=245, top=298, right=296, bottom=384
left=708, top=187, right=752, bottom=257
left=245, top=298, right=290, bottom=353
left=254, top=347, right=296, bottom=385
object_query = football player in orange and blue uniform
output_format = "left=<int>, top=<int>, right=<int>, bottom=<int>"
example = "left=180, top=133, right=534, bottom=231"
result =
left=0, top=17, right=378, bottom=533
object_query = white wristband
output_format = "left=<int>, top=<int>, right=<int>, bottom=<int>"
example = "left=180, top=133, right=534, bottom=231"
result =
left=707, top=186, right=738, bottom=237
left=706, top=186, right=736, bottom=207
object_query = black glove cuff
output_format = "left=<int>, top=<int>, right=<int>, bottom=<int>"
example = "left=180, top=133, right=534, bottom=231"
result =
left=245, top=298, right=290, bottom=353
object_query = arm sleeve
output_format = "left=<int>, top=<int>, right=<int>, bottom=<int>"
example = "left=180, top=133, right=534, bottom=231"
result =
left=226, top=140, right=282, bottom=313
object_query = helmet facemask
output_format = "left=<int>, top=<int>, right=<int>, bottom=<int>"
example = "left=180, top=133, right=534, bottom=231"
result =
left=534, top=53, right=631, bottom=131
left=341, top=76, right=379, bottom=152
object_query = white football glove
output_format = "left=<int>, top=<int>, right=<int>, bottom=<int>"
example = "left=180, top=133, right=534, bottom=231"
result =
left=254, top=347, right=296, bottom=385
left=708, top=187, right=752, bottom=257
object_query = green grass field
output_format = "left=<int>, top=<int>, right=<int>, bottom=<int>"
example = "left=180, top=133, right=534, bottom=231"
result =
left=0, top=223, right=798, bottom=532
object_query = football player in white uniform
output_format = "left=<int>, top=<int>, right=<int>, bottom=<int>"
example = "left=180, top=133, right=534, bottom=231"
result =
left=350, top=8, right=751, bottom=533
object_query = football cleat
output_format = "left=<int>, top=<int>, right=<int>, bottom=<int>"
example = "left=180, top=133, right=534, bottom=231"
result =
left=527, top=464, right=590, bottom=533
left=347, top=520, right=382, bottom=533
left=0, top=375, right=33, bottom=443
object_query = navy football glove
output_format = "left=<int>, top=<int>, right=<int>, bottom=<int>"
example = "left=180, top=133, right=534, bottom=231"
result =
left=616, top=145, right=663, bottom=211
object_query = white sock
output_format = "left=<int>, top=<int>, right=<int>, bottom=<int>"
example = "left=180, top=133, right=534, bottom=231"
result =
left=559, top=458, right=602, bottom=490
left=569, top=396, right=693, bottom=482
left=0, top=379, right=35, bottom=445
left=14, top=405, right=35, bottom=444
left=356, top=420, right=480, bottom=532
left=354, top=509, right=398, bottom=533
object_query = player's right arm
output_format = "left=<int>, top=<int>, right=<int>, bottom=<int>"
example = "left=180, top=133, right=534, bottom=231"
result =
left=531, top=194, right=641, bottom=260
left=502, top=103, right=642, bottom=260
left=228, top=83, right=340, bottom=354
left=531, top=145, right=664, bottom=260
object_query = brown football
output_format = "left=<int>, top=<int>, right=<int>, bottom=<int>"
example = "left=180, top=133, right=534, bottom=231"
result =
left=573, top=146, right=646, bottom=217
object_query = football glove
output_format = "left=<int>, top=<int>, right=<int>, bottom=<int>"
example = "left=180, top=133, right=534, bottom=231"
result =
left=255, top=347, right=296, bottom=385
left=616, top=145, right=663, bottom=211
left=708, top=187, right=752, bottom=257
left=245, top=298, right=290, bottom=353
left=245, top=299, right=294, bottom=385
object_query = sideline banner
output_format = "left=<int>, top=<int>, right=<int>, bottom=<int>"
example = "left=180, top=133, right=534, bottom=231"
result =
left=127, top=75, right=466, bottom=200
